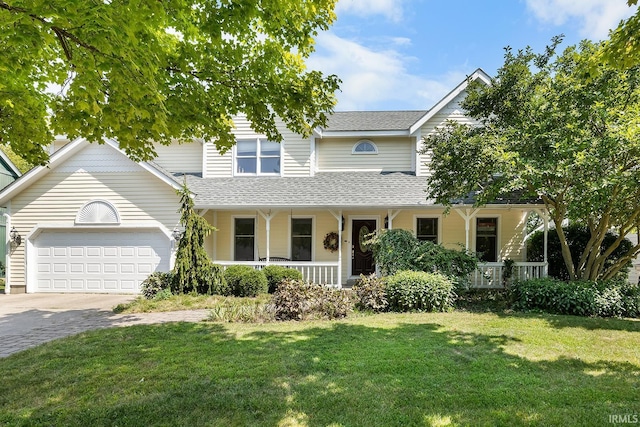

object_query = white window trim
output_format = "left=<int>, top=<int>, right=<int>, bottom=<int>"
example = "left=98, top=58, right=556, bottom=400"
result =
left=288, top=215, right=316, bottom=261
left=473, top=215, right=501, bottom=262
left=352, top=139, right=378, bottom=155
left=231, top=215, right=257, bottom=261
left=233, top=138, right=283, bottom=176
left=413, top=214, right=442, bottom=244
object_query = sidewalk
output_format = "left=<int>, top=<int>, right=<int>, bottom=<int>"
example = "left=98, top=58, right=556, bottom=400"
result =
left=0, top=294, right=211, bottom=358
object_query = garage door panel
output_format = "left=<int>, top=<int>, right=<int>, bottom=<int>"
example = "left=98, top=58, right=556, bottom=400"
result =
left=34, top=230, right=170, bottom=293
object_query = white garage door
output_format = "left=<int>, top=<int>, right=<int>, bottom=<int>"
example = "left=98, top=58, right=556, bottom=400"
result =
left=34, top=230, right=170, bottom=293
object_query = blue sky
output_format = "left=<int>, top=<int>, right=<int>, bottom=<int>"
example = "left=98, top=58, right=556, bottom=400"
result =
left=308, top=0, right=638, bottom=111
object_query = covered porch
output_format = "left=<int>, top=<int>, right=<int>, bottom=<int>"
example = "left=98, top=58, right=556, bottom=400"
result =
left=186, top=172, right=549, bottom=288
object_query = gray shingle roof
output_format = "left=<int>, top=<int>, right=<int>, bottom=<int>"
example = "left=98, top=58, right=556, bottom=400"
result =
left=321, top=111, right=427, bottom=132
left=182, top=172, right=436, bottom=209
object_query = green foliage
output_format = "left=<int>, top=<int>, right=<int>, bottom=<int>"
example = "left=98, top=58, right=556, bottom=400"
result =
left=423, top=39, right=640, bottom=281
left=224, top=265, right=268, bottom=297
left=173, top=182, right=220, bottom=295
left=208, top=299, right=275, bottom=323
left=352, top=274, right=388, bottom=312
left=527, top=225, right=633, bottom=281
left=385, top=271, right=456, bottom=312
left=271, top=279, right=354, bottom=320
left=263, top=265, right=303, bottom=293
left=0, top=0, right=340, bottom=164
left=140, top=271, right=173, bottom=300
left=511, top=278, right=640, bottom=318
left=196, top=263, right=229, bottom=296
left=603, top=2, right=640, bottom=69
left=368, top=229, right=478, bottom=282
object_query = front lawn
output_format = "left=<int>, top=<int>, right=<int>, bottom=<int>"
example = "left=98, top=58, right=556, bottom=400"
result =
left=1, top=312, right=639, bottom=426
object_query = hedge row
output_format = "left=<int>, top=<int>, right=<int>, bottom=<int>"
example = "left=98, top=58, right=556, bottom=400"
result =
left=511, top=278, right=640, bottom=317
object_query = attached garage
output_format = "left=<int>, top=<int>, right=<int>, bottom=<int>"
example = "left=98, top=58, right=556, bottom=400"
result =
left=31, top=229, right=171, bottom=293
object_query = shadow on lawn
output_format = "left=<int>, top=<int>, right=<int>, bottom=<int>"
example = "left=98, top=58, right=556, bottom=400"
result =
left=0, top=321, right=638, bottom=426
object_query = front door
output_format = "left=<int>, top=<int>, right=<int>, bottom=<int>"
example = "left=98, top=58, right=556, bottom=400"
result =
left=352, top=219, right=376, bottom=276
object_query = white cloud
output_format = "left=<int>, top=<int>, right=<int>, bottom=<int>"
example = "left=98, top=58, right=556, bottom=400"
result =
left=335, top=0, right=404, bottom=22
left=526, top=0, right=637, bottom=39
left=308, top=32, right=466, bottom=111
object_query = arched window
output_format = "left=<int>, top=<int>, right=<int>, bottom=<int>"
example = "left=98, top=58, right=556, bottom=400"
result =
left=75, top=200, right=121, bottom=224
left=352, top=140, right=378, bottom=154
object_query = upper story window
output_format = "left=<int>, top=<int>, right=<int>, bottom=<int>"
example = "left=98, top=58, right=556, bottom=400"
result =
left=352, top=140, right=378, bottom=155
left=235, top=139, right=281, bottom=175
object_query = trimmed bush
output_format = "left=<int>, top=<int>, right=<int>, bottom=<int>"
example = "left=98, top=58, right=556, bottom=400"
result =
left=385, top=270, right=456, bottom=312
left=141, top=271, right=173, bottom=300
left=353, top=273, right=388, bottom=312
left=263, top=265, right=303, bottom=293
left=511, top=278, right=640, bottom=318
left=271, top=279, right=355, bottom=320
left=224, top=265, right=268, bottom=297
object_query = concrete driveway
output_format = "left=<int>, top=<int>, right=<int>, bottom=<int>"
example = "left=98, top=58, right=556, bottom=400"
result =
left=0, top=293, right=210, bottom=358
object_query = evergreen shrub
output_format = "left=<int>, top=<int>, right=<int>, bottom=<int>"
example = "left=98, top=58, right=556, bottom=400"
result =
left=385, top=270, right=456, bottom=312
left=224, top=265, right=268, bottom=297
left=263, top=265, right=303, bottom=293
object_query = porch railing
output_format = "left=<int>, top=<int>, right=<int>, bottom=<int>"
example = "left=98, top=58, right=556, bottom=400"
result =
left=471, top=262, right=547, bottom=288
left=215, top=260, right=340, bottom=287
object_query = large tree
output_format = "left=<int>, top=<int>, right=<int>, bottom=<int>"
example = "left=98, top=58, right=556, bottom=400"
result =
left=0, top=0, right=340, bottom=164
left=603, top=0, right=640, bottom=68
left=422, top=38, right=640, bottom=281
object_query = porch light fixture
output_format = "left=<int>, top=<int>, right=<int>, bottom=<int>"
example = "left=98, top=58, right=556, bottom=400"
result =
left=10, top=226, right=21, bottom=246
left=384, top=215, right=389, bottom=229
left=172, top=227, right=184, bottom=241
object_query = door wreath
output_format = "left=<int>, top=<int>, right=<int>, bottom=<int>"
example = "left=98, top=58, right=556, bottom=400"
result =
left=323, top=231, right=340, bottom=252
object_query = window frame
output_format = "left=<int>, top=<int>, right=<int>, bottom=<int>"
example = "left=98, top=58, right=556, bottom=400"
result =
left=414, top=215, right=441, bottom=244
left=234, top=138, right=282, bottom=176
left=351, top=139, right=378, bottom=155
left=474, top=216, right=500, bottom=263
left=289, top=215, right=315, bottom=261
left=233, top=216, right=257, bottom=261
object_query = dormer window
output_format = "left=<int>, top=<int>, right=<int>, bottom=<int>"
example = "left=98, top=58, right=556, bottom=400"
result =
left=235, top=138, right=281, bottom=175
left=352, top=140, right=378, bottom=154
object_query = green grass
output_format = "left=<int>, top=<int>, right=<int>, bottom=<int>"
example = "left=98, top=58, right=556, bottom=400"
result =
left=1, top=312, right=639, bottom=426
left=114, top=293, right=272, bottom=313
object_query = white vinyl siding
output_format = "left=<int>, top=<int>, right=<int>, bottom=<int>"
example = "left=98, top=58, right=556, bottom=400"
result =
left=418, top=91, right=479, bottom=176
left=317, top=137, right=412, bottom=172
left=204, top=142, right=233, bottom=177
left=203, top=115, right=311, bottom=178
left=152, top=140, right=202, bottom=174
left=8, top=145, right=180, bottom=289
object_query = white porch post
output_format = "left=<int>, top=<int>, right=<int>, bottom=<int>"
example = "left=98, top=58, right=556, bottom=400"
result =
left=3, top=212, right=10, bottom=294
left=543, top=214, right=549, bottom=276
left=257, top=210, right=275, bottom=263
left=329, top=210, right=343, bottom=287
left=387, top=209, right=400, bottom=230
left=454, top=208, right=480, bottom=251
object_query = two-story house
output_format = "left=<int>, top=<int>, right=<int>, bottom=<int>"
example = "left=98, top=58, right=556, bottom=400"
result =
left=0, top=69, right=548, bottom=294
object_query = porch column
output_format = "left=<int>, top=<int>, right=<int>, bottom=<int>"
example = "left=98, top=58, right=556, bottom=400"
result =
left=454, top=208, right=480, bottom=251
left=329, top=210, right=343, bottom=288
left=543, top=213, right=549, bottom=276
left=387, top=209, right=400, bottom=230
left=257, top=210, right=275, bottom=263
